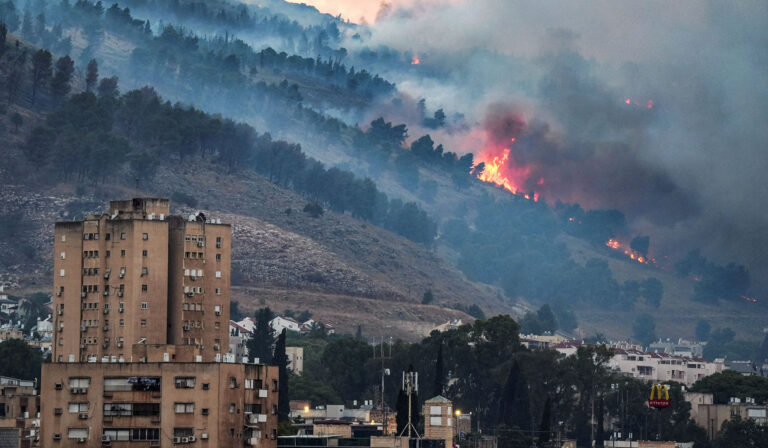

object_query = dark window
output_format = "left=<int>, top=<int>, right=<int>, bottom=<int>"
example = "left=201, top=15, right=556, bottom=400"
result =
left=105, top=233, right=111, bottom=241
left=202, top=383, right=210, bottom=390
left=142, top=285, right=147, bottom=292
left=142, top=250, right=148, bottom=257
left=132, top=428, right=160, bottom=441
left=133, top=403, right=160, bottom=416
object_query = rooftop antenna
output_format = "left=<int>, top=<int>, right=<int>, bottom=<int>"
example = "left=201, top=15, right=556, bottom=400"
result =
left=399, top=370, right=421, bottom=439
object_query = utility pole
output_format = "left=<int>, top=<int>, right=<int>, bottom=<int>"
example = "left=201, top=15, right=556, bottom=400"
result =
left=399, top=370, right=420, bottom=439
left=374, top=337, right=391, bottom=434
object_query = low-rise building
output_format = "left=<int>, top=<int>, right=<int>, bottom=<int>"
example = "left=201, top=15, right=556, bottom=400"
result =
left=423, top=395, right=454, bottom=448
left=649, top=338, right=705, bottom=358
left=286, top=347, right=304, bottom=374
left=0, top=376, right=40, bottom=448
left=685, top=392, right=768, bottom=439
left=41, top=352, right=279, bottom=447
left=270, top=317, right=300, bottom=334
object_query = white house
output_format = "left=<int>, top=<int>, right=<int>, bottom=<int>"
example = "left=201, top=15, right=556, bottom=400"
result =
left=270, top=316, right=300, bottom=334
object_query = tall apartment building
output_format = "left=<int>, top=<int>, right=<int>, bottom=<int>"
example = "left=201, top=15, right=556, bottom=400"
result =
left=42, top=198, right=278, bottom=447
left=52, top=198, right=230, bottom=362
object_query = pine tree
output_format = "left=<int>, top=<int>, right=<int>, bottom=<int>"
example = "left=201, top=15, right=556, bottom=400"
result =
left=355, top=324, right=362, bottom=340
left=51, top=55, right=74, bottom=101
left=30, top=49, right=52, bottom=104
left=596, top=396, right=605, bottom=447
left=246, top=307, right=274, bottom=363
left=271, top=329, right=290, bottom=422
left=85, top=59, right=98, bottom=92
left=433, top=343, right=444, bottom=397
left=395, top=388, right=408, bottom=434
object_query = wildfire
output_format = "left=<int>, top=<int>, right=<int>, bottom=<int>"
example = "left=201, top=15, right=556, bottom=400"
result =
left=605, top=239, right=655, bottom=265
left=624, top=97, right=654, bottom=109
left=473, top=138, right=539, bottom=201
left=740, top=295, right=758, bottom=303
left=411, top=55, right=420, bottom=65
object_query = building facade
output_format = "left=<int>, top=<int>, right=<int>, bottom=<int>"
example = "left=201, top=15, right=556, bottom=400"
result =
left=423, top=396, right=454, bottom=448
left=42, top=198, right=278, bottom=448
left=0, top=376, right=40, bottom=448
left=52, top=198, right=230, bottom=363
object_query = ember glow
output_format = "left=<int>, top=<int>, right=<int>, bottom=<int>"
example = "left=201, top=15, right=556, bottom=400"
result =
left=624, top=97, right=654, bottom=109
left=411, top=55, right=421, bottom=65
left=605, top=239, right=656, bottom=265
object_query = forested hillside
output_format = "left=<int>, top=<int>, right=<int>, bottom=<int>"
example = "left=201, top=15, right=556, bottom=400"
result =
left=1, top=0, right=766, bottom=350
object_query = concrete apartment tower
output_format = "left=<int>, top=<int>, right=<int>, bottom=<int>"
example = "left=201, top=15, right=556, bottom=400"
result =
left=42, top=198, right=278, bottom=447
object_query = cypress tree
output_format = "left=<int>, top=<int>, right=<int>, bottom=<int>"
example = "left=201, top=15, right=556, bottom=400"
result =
left=271, top=329, right=290, bottom=422
left=537, top=396, right=552, bottom=448
left=395, top=388, right=408, bottom=435
left=246, top=307, right=274, bottom=363
left=596, top=396, right=605, bottom=447
left=433, top=343, right=444, bottom=397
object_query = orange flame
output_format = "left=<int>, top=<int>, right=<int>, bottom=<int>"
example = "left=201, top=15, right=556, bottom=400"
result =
left=473, top=138, right=539, bottom=201
left=605, top=239, right=656, bottom=265
left=411, top=55, right=420, bottom=65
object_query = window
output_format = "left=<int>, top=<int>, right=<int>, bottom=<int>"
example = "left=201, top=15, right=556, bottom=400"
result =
left=60, top=269, right=65, bottom=277
left=174, top=403, right=195, bottom=414
left=229, top=403, right=236, bottom=413
left=202, top=383, right=210, bottom=390
left=140, top=302, right=148, bottom=310
left=140, top=319, right=147, bottom=327
left=132, top=428, right=160, bottom=441
left=141, top=285, right=147, bottom=292
left=216, top=253, right=221, bottom=261
left=141, top=267, right=148, bottom=276
left=120, top=250, right=125, bottom=257
left=216, top=288, right=221, bottom=295
left=105, top=233, right=111, bottom=241
left=272, top=404, right=278, bottom=415
left=68, top=378, right=90, bottom=389
left=68, top=402, right=89, bottom=413
left=142, top=250, right=148, bottom=257
left=245, top=403, right=263, bottom=414
left=102, top=429, right=130, bottom=441
left=185, top=235, right=191, bottom=241
left=216, top=237, right=222, bottom=248
left=133, top=403, right=159, bottom=416
left=174, top=428, right=194, bottom=438
left=430, top=406, right=441, bottom=415
left=272, top=379, right=278, bottom=392
left=106, top=250, right=110, bottom=258
left=67, top=428, right=89, bottom=439
left=174, top=377, right=195, bottom=389
left=216, top=271, right=222, bottom=278
left=142, top=233, right=148, bottom=240
left=60, top=251, right=66, bottom=259
left=61, top=234, right=66, bottom=242
left=104, top=403, right=132, bottom=416
left=120, top=233, right=126, bottom=240
left=202, top=408, right=209, bottom=416
left=185, top=252, right=190, bottom=258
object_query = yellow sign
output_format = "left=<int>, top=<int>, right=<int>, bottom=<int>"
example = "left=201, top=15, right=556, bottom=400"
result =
left=648, top=384, right=670, bottom=408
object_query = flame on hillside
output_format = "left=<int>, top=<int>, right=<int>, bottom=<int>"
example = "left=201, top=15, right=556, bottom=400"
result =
left=605, top=238, right=656, bottom=265
left=411, top=55, right=421, bottom=65
left=473, top=138, right=539, bottom=201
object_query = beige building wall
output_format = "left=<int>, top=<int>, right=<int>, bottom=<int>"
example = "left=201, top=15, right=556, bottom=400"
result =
left=40, top=361, right=278, bottom=447
left=423, top=397, right=454, bottom=448
left=286, top=347, right=304, bottom=374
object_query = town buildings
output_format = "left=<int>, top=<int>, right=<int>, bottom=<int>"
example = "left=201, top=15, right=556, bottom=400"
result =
left=40, top=198, right=279, bottom=447
left=0, top=376, right=40, bottom=448
left=685, top=392, right=768, bottom=439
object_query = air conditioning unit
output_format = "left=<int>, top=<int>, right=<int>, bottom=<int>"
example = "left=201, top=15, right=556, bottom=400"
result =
left=78, top=413, right=88, bottom=419
left=186, top=292, right=194, bottom=297
left=197, top=241, right=205, bottom=247
left=215, top=311, right=221, bottom=316
left=117, top=342, right=123, bottom=348
left=118, top=273, right=124, bottom=279
left=189, top=436, right=196, bottom=442
left=103, top=342, right=109, bottom=348
left=55, top=383, right=63, bottom=390
left=117, top=291, right=123, bottom=297
left=183, top=325, right=190, bottom=331
left=104, top=273, right=110, bottom=279
left=80, top=344, right=86, bottom=349
left=58, top=326, right=63, bottom=332
left=190, top=276, right=197, bottom=281
left=247, top=414, right=259, bottom=424
left=78, top=438, right=86, bottom=443
left=54, top=408, right=63, bottom=415
left=81, top=326, right=87, bottom=332
left=103, top=308, right=109, bottom=314
left=182, top=437, right=189, bottom=443
left=201, top=434, right=208, bottom=440
left=118, top=307, right=124, bottom=313
left=103, top=291, right=109, bottom=296
left=81, top=292, right=87, bottom=298
left=103, top=325, right=109, bottom=331
left=101, top=435, right=111, bottom=442
left=173, top=437, right=182, bottom=444
left=56, top=291, right=62, bottom=297
left=57, top=309, right=63, bottom=315
left=213, top=344, right=220, bottom=351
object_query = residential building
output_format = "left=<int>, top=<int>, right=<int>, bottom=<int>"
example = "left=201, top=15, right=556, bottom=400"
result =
left=685, top=392, right=768, bottom=439
left=51, top=198, right=230, bottom=363
left=41, top=197, right=280, bottom=447
left=269, top=317, right=300, bottom=334
left=554, top=341, right=725, bottom=386
left=519, top=331, right=572, bottom=350
left=0, top=376, right=40, bottom=448
left=286, top=347, right=304, bottom=374
left=423, top=395, right=454, bottom=448
left=649, top=338, right=705, bottom=358
left=430, top=320, right=463, bottom=333
left=40, top=350, right=279, bottom=446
